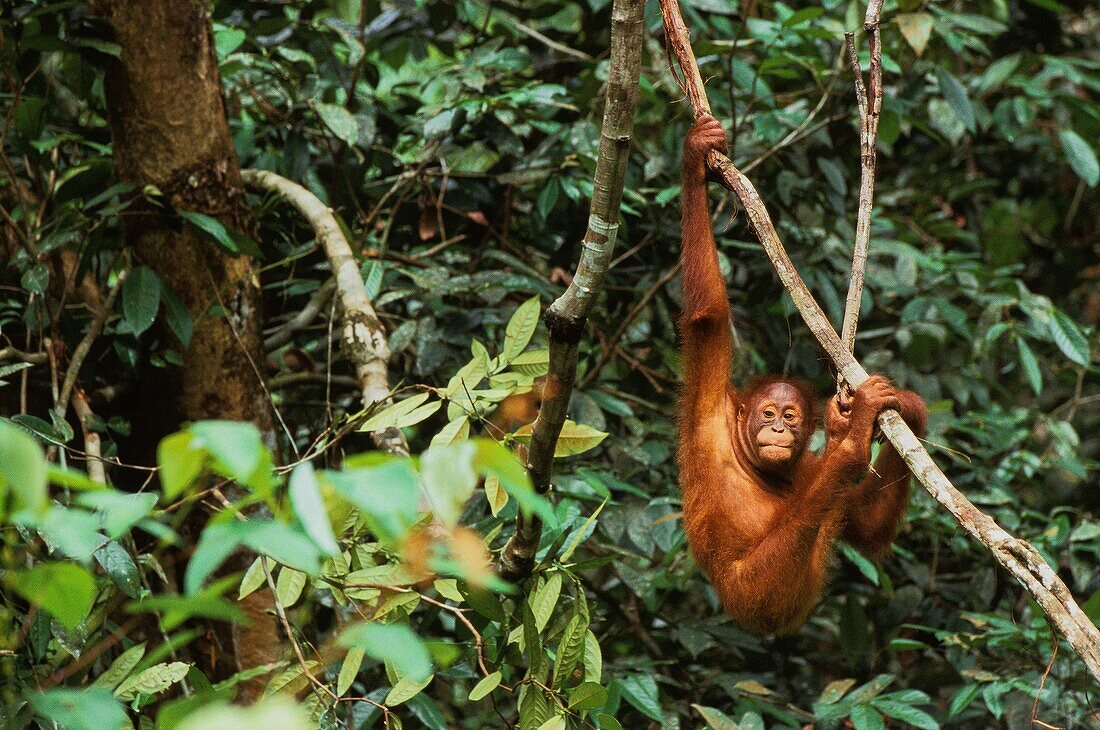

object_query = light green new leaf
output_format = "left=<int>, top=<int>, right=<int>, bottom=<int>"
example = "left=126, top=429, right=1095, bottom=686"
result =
left=28, top=689, right=126, bottom=730
left=115, top=661, right=190, bottom=700
left=502, top=296, right=541, bottom=364
left=288, top=462, right=340, bottom=555
left=358, top=392, right=438, bottom=432
left=275, top=567, right=307, bottom=607
left=0, top=418, right=47, bottom=516
left=91, top=642, right=146, bottom=690
left=691, top=704, right=738, bottom=730
left=530, top=572, right=562, bottom=632
left=339, top=621, right=432, bottom=682
left=385, top=673, right=433, bottom=706
left=469, top=671, right=502, bottom=701
left=9, top=562, right=96, bottom=629
left=337, top=647, right=365, bottom=696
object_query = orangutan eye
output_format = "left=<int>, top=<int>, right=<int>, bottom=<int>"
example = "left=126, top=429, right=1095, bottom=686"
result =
left=784, top=412, right=795, bottom=421
left=763, top=409, right=775, bottom=419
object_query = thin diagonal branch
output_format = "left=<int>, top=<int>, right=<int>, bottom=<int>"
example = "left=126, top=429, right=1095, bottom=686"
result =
left=497, top=0, right=646, bottom=583
left=658, top=0, right=1100, bottom=684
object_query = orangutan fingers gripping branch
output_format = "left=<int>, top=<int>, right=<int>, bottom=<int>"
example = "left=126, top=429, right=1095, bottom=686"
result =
left=676, top=115, right=928, bottom=635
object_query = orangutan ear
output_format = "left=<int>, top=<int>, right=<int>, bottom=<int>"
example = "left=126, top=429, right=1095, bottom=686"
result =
left=737, top=404, right=745, bottom=421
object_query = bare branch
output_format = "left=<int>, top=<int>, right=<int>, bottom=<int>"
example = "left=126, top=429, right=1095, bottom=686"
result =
left=241, top=169, right=408, bottom=456
left=658, top=0, right=1100, bottom=683
left=840, top=1, right=884, bottom=358
left=498, top=0, right=646, bottom=583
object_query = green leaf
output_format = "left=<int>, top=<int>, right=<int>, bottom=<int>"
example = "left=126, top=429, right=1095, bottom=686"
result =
left=288, top=462, right=340, bottom=555
left=470, top=671, right=503, bottom=701
left=185, top=521, right=322, bottom=594
left=472, top=439, right=556, bottom=527
left=850, top=704, right=886, bottom=730
left=121, top=265, right=160, bottom=336
left=339, top=621, right=432, bottom=682
left=28, top=689, right=126, bottom=730
left=1015, top=336, right=1042, bottom=395
left=79, top=491, right=158, bottom=539
left=91, top=642, right=146, bottom=690
left=530, top=572, right=563, bottom=632
left=619, top=673, right=662, bottom=722
left=569, top=682, right=608, bottom=712
left=93, top=540, right=142, bottom=598
left=326, top=460, right=421, bottom=544
left=510, top=348, right=550, bottom=377
left=514, top=420, right=608, bottom=457
left=0, top=418, right=48, bottom=516
left=275, top=567, right=307, bottom=607
left=238, top=556, right=273, bottom=600
left=502, top=296, right=541, bottom=364
left=386, top=673, right=433, bottom=705
left=178, top=210, right=263, bottom=258
left=359, top=392, right=441, bottom=431
left=552, top=613, right=587, bottom=689
left=936, top=69, right=975, bottom=133
left=1047, top=309, right=1091, bottom=366
left=872, top=699, right=940, bottom=729
left=818, top=678, right=857, bottom=704
left=157, top=431, right=207, bottom=501
left=1059, top=129, right=1099, bottom=186
left=431, top=415, right=470, bottom=447
left=188, top=420, right=265, bottom=485
left=115, top=661, right=190, bottom=700
left=337, top=647, right=365, bottom=696
left=315, top=102, right=360, bottom=146
left=840, top=543, right=880, bottom=585
left=9, top=562, right=97, bottom=629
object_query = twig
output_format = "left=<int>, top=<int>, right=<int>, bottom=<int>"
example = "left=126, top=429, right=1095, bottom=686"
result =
left=0, top=346, right=47, bottom=364
left=71, top=391, right=106, bottom=484
left=1031, top=628, right=1059, bottom=729
left=241, top=169, right=408, bottom=456
left=497, top=0, right=645, bottom=583
left=839, top=0, right=884, bottom=360
left=264, top=279, right=336, bottom=350
left=54, top=268, right=128, bottom=420
left=659, top=0, right=1100, bottom=683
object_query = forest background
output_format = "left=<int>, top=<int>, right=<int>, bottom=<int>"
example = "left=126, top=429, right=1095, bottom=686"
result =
left=0, top=0, right=1098, bottom=728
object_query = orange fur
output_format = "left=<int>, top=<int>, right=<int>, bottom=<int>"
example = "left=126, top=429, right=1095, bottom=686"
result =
left=676, top=116, right=928, bottom=634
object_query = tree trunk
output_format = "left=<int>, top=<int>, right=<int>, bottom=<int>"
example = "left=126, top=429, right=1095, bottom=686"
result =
left=91, top=0, right=280, bottom=697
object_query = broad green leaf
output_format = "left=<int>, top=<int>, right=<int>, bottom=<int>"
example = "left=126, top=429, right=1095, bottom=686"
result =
left=9, top=562, right=96, bottom=629
left=386, top=673, right=432, bottom=706
left=326, top=460, right=421, bottom=544
left=91, top=642, right=146, bottom=690
left=430, top=415, right=470, bottom=447
left=530, top=572, right=562, bottom=632
left=157, top=431, right=206, bottom=501
left=871, top=699, right=939, bottom=729
left=583, top=630, right=602, bottom=682
left=93, top=540, right=142, bottom=598
left=840, top=543, right=880, bottom=585
left=851, top=705, right=886, bottom=730
left=937, top=69, right=975, bottom=133
left=337, top=647, right=365, bottom=696
left=473, top=439, right=555, bottom=526
left=358, top=392, right=436, bottom=431
left=0, top=418, right=48, bottom=516
left=121, top=265, right=161, bottom=336
left=619, top=673, right=662, bottom=722
left=434, top=578, right=463, bottom=602
left=1059, top=129, right=1099, bottom=186
left=185, top=521, right=322, bottom=594
left=78, top=491, right=158, bottom=538
left=560, top=499, right=606, bottom=562
left=239, top=556, right=273, bottom=600
left=115, top=661, right=190, bottom=700
left=28, top=689, right=126, bottom=730
left=339, top=621, right=432, bottom=682
left=1015, top=336, right=1042, bottom=395
left=420, top=441, right=479, bottom=528
left=315, top=102, right=360, bottom=146
left=734, top=680, right=772, bottom=695
left=568, top=682, right=608, bottom=712
left=444, top=342, right=491, bottom=398
left=178, top=210, right=262, bottom=258
left=551, top=614, right=587, bottom=689
left=510, top=348, right=550, bottom=376
left=288, top=462, right=340, bottom=555
left=1048, top=310, right=1090, bottom=366
left=174, top=698, right=311, bottom=730
left=514, top=420, right=608, bottom=457
left=469, top=671, right=502, bottom=701
left=188, top=421, right=266, bottom=486
left=275, top=567, right=307, bottom=607
left=502, top=296, right=541, bottom=364
left=263, top=661, right=321, bottom=698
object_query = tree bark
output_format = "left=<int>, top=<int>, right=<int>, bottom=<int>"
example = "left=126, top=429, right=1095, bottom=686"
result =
left=91, top=0, right=279, bottom=696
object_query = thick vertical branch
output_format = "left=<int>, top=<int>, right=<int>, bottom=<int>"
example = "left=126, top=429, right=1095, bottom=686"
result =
left=498, top=0, right=645, bottom=583
left=840, top=0, right=884, bottom=355
left=240, top=169, right=408, bottom=456
left=658, top=0, right=1100, bottom=683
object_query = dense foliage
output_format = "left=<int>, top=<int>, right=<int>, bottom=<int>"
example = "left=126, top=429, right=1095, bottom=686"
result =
left=1, top=0, right=1098, bottom=728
